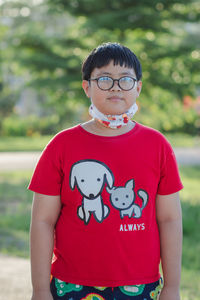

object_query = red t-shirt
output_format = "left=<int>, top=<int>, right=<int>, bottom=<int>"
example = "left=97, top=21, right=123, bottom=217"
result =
left=28, top=122, right=183, bottom=287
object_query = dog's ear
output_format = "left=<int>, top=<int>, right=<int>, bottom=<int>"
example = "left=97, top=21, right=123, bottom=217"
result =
left=106, top=186, right=112, bottom=194
left=70, top=166, right=77, bottom=190
left=104, top=168, right=114, bottom=188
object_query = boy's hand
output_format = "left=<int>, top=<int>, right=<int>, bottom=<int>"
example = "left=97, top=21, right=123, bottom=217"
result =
left=31, top=290, right=53, bottom=300
left=158, top=286, right=180, bottom=300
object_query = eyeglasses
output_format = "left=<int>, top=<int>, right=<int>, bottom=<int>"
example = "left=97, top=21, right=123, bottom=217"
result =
left=89, top=76, right=137, bottom=91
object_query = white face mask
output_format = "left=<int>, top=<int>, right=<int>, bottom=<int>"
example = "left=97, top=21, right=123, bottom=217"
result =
left=89, top=102, right=138, bottom=129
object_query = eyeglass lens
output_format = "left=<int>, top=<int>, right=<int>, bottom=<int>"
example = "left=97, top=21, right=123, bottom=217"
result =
left=97, top=76, right=135, bottom=90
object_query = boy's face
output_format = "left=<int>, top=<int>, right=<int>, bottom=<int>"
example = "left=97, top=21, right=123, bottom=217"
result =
left=82, top=60, right=142, bottom=116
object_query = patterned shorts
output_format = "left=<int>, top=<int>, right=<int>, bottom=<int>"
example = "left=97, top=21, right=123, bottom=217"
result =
left=50, top=277, right=163, bottom=300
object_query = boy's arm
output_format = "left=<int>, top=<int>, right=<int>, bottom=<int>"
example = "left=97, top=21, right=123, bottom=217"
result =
left=30, top=192, right=61, bottom=300
left=156, top=192, right=182, bottom=300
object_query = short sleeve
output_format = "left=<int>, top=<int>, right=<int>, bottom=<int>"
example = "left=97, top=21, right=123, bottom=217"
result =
left=157, top=144, right=184, bottom=195
left=28, top=138, right=63, bottom=196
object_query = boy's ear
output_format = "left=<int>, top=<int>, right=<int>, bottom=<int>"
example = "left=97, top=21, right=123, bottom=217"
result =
left=136, top=80, right=142, bottom=97
left=82, top=80, right=91, bottom=98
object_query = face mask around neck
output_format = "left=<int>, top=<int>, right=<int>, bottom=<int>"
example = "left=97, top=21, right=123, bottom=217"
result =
left=89, top=102, right=138, bottom=129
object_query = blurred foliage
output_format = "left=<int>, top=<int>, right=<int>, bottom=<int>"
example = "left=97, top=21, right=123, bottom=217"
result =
left=1, top=114, right=59, bottom=136
left=0, top=0, right=200, bottom=135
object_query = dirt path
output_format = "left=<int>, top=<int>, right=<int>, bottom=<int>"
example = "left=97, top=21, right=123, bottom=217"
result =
left=0, top=254, right=32, bottom=300
left=174, top=147, right=200, bottom=165
left=0, top=152, right=40, bottom=171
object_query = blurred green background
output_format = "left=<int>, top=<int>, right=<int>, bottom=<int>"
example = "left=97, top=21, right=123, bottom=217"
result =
left=0, top=0, right=200, bottom=299
left=0, top=0, right=200, bottom=137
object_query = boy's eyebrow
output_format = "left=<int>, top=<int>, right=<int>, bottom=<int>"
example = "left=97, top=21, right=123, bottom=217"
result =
left=95, top=72, right=112, bottom=76
left=95, top=71, right=135, bottom=77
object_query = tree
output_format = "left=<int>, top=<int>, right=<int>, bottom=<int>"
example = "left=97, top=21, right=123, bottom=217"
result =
left=1, top=0, right=200, bottom=134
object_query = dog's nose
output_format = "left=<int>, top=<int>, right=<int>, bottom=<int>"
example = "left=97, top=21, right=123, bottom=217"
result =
left=89, top=193, right=95, bottom=199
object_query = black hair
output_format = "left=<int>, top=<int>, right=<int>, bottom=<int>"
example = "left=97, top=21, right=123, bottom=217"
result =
left=82, top=42, right=142, bottom=81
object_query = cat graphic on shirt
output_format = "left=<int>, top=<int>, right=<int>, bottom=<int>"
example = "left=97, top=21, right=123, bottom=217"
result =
left=107, top=179, right=148, bottom=219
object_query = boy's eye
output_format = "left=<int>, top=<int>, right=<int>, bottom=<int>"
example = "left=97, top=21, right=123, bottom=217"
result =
left=120, top=76, right=132, bottom=82
left=99, top=76, right=112, bottom=82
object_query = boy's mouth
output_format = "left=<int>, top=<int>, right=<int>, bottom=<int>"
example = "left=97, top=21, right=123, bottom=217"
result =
left=107, top=96, right=123, bottom=102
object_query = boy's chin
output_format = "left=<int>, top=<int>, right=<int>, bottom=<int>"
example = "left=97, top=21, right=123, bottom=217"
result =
left=101, top=107, right=127, bottom=116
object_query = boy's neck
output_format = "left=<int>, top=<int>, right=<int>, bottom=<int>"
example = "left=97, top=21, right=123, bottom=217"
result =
left=81, top=119, right=136, bottom=137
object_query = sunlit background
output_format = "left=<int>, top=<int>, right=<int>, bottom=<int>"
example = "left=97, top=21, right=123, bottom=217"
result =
left=1, top=0, right=200, bottom=136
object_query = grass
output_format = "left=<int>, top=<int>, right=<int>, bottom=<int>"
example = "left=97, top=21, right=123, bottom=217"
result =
left=0, top=135, right=53, bottom=152
left=178, top=166, right=200, bottom=300
left=0, top=170, right=33, bottom=257
left=0, top=166, right=199, bottom=298
left=165, top=133, right=200, bottom=148
left=0, top=132, right=199, bottom=152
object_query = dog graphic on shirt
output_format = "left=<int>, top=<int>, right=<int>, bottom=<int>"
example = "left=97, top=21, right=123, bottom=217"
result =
left=70, top=159, right=114, bottom=225
left=106, top=179, right=148, bottom=219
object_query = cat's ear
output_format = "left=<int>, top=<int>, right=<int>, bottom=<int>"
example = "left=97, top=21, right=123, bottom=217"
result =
left=125, top=179, right=134, bottom=190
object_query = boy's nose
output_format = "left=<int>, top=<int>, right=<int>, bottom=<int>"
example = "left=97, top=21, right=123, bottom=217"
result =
left=111, top=81, right=121, bottom=91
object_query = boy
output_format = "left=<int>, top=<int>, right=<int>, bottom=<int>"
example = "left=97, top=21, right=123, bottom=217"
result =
left=29, top=42, right=183, bottom=300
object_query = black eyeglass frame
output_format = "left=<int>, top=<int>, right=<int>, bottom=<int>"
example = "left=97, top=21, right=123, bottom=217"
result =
left=88, top=76, right=137, bottom=91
